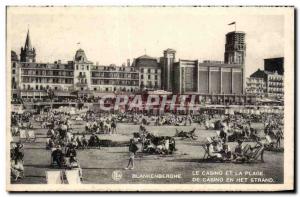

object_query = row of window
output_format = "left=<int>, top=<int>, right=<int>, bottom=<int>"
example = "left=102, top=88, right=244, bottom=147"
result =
left=141, top=74, right=159, bottom=80
left=22, top=84, right=62, bottom=91
left=21, top=77, right=73, bottom=84
left=20, top=63, right=73, bottom=70
left=92, top=87, right=138, bottom=92
left=93, top=66, right=136, bottom=72
left=21, top=70, right=74, bottom=77
left=76, top=64, right=90, bottom=71
left=91, top=72, right=139, bottom=79
left=91, top=79, right=139, bottom=86
left=140, top=68, right=159, bottom=73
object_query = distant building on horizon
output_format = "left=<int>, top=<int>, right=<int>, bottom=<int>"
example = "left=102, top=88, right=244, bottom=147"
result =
left=264, top=57, right=284, bottom=75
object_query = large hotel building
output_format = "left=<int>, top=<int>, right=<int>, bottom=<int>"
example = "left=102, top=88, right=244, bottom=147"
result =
left=11, top=29, right=255, bottom=104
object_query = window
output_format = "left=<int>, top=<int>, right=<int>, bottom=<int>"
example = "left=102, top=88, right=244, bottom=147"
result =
left=94, top=88, right=97, bottom=91
left=13, top=63, right=16, bottom=68
left=148, top=75, right=151, bottom=80
left=148, top=69, right=151, bottom=73
left=81, top=65, right=84, bottom=70
left=87, top=65, right=89, bottom=70
left=155, top=75, right=158, bottom=80
left=141, top=75, right=144, bottom=79
left=76, top=65, right=78, bottom=70
left=155, top=69, right=158, bottom=74
left=12, top=69, right=15, bottom=74
left=141, top=68, right=144, bottom=73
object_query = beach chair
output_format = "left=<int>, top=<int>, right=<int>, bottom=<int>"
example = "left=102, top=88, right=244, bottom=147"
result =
left=46, top=171, right=64, bottom=184
left=19, top=129, right=27, bottom=142
left=248, top=145, right=264, bottom=162
left=242, top=143, right=264, bottom=162
left=65, top=169, right=82, bottom=184
left=27, top=130, right=36, bottom=142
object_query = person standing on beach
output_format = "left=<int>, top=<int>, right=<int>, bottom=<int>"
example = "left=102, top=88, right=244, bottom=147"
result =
left=125, top=139, right=138, bottom=170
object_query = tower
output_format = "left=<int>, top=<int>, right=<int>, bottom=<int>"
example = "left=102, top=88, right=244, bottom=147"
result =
left=224, top=31, right=246, bottom=94
left=224, top=31, right=246, bottom=65
left=162, top=48, right=176, bottom=91
left=20, top=29, right=36, bottom=62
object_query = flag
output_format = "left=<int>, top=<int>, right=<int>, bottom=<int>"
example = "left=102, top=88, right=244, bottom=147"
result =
left=228, top=22, right=236, bottom=25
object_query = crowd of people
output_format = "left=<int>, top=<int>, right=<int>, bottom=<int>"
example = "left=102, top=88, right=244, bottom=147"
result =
left=10, top=104, right=284, bottom=182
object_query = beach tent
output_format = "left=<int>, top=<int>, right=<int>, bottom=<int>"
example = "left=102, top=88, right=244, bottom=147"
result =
left=65, top=170, right=81, bottom=184
left=46, top=171, right=63, bottom=184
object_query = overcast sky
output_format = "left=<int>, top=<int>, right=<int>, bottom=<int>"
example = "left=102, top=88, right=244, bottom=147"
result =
left=7, top=7, right=285, bottom=77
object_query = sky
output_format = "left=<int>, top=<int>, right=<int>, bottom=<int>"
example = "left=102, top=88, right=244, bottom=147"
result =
left=7, top=7, right=285, bottom=77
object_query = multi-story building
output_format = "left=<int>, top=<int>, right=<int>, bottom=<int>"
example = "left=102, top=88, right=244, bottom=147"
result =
left=249, top=69, right=284, bottom=99
left=11, top=30, right=141, bottom=99
left=246, top=77, right=266, bottom=97
left=264, top=57, right=284, bottom=75
left=91, top=64, right=139, bottom=93
left=133, top=55, right=161, bottom=90
left=18, top=61, right=75, bottom=98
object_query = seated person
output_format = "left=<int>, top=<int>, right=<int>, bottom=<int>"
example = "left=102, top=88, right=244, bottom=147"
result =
left=208, top=140, right=223, bottom=159
left=233, top=140, right=245, bottom=161
left=220, top=143, right=231, bottom=160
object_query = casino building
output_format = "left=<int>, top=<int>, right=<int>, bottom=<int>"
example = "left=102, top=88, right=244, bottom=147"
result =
left=171, top=31, right=250, bottom=104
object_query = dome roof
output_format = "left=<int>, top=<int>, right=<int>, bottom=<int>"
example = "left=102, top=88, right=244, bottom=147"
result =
left=136, top=54, right=156, bottom=60
left=135, top=54, right=158, bottom=68
left=75, top=48, right=88, bottom=62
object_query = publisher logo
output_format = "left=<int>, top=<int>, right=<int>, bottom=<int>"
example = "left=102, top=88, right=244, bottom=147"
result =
left=112, top=170, right=122, bottom=181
